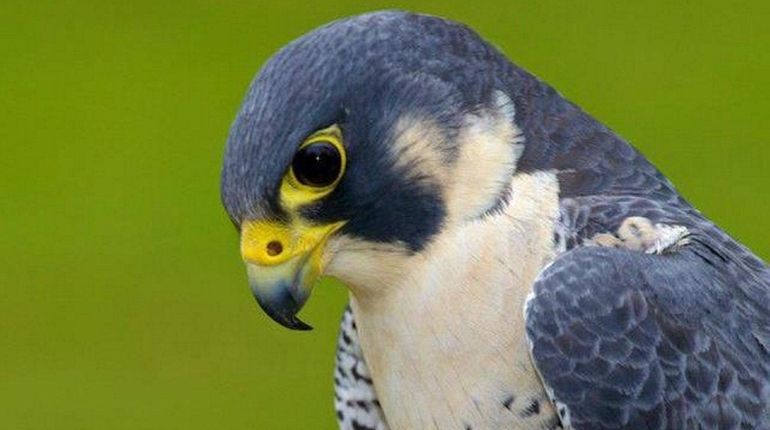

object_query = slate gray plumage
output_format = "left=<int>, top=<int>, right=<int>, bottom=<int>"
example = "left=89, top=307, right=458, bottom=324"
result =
left=218, top=9, right=769, bottom=430
left=526, top=244, right=770, bottom=429
left=320, top=11, right=770, bottom=430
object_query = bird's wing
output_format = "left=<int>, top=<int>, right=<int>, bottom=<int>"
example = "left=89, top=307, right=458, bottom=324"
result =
left=334, top=306, right=389, bottom=430
left=525, top=243, right=770, bottom=429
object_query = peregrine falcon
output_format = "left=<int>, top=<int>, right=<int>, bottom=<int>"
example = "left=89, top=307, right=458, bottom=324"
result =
left=220, top=11, right=770, bottom=430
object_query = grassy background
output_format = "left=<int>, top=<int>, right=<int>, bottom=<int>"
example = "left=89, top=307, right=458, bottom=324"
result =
left=1, top=1, right=768, bottom=428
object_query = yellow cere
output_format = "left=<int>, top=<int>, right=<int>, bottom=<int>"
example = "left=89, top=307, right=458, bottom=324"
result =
left=280, top=124, right=346, bottom=210
left=240, top=219, right=345, bottom=266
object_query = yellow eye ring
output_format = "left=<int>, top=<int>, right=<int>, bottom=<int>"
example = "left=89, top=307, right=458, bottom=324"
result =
left=280, top=124, right=346, bottom=210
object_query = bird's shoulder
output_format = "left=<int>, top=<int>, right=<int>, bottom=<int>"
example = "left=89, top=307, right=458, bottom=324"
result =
left=525, top=230, right=770, bottom=429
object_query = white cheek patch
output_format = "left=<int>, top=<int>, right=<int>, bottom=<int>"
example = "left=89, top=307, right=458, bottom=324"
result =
left=388, top=91, right=525, bottom=225
left=388, top=116, right=450, bottom=185
left=445, top=91, right=525, bottom=223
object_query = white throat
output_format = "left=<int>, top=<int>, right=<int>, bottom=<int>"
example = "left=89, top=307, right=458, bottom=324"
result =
left=349, top=172, right=562, bottom=430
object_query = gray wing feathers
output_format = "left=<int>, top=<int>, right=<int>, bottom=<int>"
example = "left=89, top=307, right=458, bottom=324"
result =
left=334, top=306, right=389, bottom=430
left=526, top=245, right=770, bottom=429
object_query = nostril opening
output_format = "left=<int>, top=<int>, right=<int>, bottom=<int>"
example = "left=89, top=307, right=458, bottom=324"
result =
left=266, top=240, right=283, bottom=257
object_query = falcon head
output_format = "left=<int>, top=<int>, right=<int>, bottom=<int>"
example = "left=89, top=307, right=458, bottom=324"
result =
left=221, top=11, right=533, bottom=329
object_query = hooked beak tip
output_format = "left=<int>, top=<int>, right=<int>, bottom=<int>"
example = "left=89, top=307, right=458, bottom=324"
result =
left=259, top=303, right=313, bottom=331
left=249, top=277, right=313, bottom=331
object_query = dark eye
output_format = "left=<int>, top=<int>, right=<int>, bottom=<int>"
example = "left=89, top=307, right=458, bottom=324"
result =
left=291, top=141, right=342, bottom=187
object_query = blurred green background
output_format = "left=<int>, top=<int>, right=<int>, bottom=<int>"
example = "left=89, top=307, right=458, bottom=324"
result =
left=1, top=0, right=767, bottom=428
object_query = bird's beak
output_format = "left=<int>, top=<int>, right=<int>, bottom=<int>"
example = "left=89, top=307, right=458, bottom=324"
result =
left=240, top=219, right=343, bottom=330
